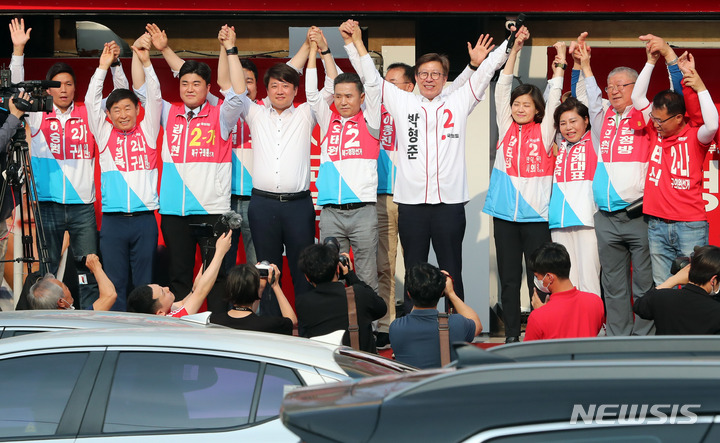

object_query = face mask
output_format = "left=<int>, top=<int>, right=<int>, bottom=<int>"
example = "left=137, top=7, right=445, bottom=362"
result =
left=534, top=274, right=551, bottom=294
left=61, top=299, right=75, bottom=310
left=713, top=278, right=720, bottom=296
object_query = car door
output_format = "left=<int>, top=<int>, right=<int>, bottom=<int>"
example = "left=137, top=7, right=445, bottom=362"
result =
left=77, top=348, right=309, bottom=442
left=0, top=348, right=103, bottom=442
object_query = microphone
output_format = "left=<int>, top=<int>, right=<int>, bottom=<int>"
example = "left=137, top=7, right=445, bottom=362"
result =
left=15, top=80, right=61, bottom=89
left=506, top=13, right=527, bottom=54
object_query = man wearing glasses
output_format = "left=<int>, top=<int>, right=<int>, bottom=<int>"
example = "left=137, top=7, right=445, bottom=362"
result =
left=346, top=24, right=510, bottom=314
left=575, top=31, right=682, bottom=336
left=632, top=36, right=718, bottom=288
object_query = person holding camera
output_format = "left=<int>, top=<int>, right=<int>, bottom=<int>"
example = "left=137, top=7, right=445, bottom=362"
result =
left=296, top=243, right=386, bottom=353
left=389, top=263, right=482, bottom=369
left=9, top=18, right=129, bottom=309
left=85, top=36, right=162, bottom=311
left=27, top=254, right=117, bottom=311
left=209, top=262, right=296, bottom=335
left=634, top=245, right=720, bottom=335
left=127, top=231, right=232, bottom=317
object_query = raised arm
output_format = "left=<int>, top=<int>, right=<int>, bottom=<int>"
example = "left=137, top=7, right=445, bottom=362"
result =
left=631, top=35, right=661, bottom=121
left=180, top=232, right=232, bottom=315
left=449, top=34, right=495, bottom=96
left=495, top=27, right=528, bottom=136
left=443, top=271, right=482, bottom=336
left=540, top=41, right=566, bottom=150
left=216, top=29, right=231, bottom=92
left=86, top=254, right=118, bottom=311
left=85, top=42, right=116, bottom=138
left=683, top=67, right=719, bottom=145
left=108, top=42, right=129, bottom=90
left=9, top=18, right=29, bottom=84
left=305, top=40, right=332, bottom=133
left=288, top=30, right=311, bottom=73
left=146, top=23, right=185, bottom=74
left=576, top=42, right=605, bottom=137
left=268, top=263, right=297, bottom=326
left=218, top=25, right=246, bottom=139
left=133, top=33, right=163, bottom=140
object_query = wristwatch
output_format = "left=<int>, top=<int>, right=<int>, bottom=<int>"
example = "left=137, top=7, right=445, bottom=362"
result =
left=226, top=47, right=239, bottom=55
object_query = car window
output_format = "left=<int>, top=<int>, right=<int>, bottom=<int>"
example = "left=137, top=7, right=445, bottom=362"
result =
left=256, top=364, right=302, bottom=422
left=0, top=352, right=88, bottom=439
left=104, top=352, right=260, bottom=433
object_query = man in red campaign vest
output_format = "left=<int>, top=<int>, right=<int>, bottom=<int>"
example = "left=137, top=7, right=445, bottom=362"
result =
left=632, top=38, right=718, bottom=287
left=134, top=25, right=246, bottom=312
left=85, top=37, right=162, bottom=311
left=306, top=23, right=381, bottom=297
left=9, top=18, right=129, bottom=309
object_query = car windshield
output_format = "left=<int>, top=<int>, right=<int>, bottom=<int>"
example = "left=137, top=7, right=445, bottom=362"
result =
left=334, top=349, right=417, bottom=378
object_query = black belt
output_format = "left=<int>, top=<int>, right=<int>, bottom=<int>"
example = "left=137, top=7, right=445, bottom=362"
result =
left=252, top=189, right=310, bottom=202
left=232, top=195, right=251, bottom=201
left=324, top=202, right=371, bottom=210
left=104, top=211, right=154, bottom=217
left=650, top=215, right=678, bottom=224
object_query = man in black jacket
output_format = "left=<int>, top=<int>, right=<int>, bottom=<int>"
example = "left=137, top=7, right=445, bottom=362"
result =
left=296, top=243, right=386, bottom=353
left=634, top=245, right=720, bottom=335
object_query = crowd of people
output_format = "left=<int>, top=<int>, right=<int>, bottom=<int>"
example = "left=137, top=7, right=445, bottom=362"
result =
left=2, top=16, right=720, bottom=368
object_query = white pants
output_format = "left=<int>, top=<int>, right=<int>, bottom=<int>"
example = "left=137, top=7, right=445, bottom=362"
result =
left=551, top=225, right=602, bottom=296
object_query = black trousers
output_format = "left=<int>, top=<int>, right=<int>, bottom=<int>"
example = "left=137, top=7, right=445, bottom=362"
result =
left=398, top=203, right=465, bottom=315
left=493, top=217, right=551, bottom=338
left=160, top=214, right=226, bottom=313
left=248, top=194, right=315, bottom=316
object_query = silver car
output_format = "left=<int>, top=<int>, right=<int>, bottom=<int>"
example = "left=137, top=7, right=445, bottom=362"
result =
left=0, top=327, right=415, bottom=442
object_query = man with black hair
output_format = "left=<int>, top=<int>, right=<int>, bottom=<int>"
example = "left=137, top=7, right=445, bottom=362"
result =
left=296, top=243, right=386, bottom=353
left=9, top=18, right=129, bottom=309
left=308, top=22, right=381, bottom=295
left=631, top=43, right=718, bottom=287
left=128, top=231, right=231, bottom=317
left=524, top=242, right=605, bottom=341
left=389, top=263, right=481, bottom=368
left=634, top=245, right=720, bottom=334
left=85, top=36, right=161, bottom=311
left=134, top=25, right=246, bottom=309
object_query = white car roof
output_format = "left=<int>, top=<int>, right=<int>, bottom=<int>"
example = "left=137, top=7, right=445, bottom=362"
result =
left=0, top=326, right=345, bottom=373
left=0, top=310, right=219, bottom=329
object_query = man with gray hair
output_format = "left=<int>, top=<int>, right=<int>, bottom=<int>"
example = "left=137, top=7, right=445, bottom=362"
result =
left=572, top=32, right=682, bottom=335
left=28, top=254, right=117, bottom=311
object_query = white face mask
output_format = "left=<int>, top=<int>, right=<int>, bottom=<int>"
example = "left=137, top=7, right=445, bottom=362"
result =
left=712, top=278, right=720, bottom=296
left=534, top=274, right=551, bottom=294
left=60, top=299, right=75, bottom=310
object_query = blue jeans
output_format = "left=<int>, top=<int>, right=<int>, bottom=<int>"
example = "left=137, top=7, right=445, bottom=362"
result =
left=38, top=202, right=98, bottom=309
left=648, top=217, right=709, bottom=287
left=223, top=195, right=256, bottom=271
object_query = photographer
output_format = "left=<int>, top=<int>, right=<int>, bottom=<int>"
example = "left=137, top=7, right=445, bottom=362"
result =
left=389, top=263, right=481, bottom=369
left=0, top=92, right=26, bottom=149
left=209, top=262, right=296, bottom=335
left=634, top=245, right=720, bottom=335
left=27, top=254, right=117, bottom=311
left=296, top=243, right=386, bottom=353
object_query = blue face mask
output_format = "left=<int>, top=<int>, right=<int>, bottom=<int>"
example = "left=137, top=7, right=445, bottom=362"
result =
left=534, top=274, right=551, bottom=294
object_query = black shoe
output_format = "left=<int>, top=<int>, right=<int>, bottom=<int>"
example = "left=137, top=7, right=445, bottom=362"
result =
left=505, top=336, right=520, bottom=344
left=376, top=332, right=391, bottom=350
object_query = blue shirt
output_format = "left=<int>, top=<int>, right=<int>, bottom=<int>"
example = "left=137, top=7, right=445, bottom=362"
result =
left=389, top=309, right=475, bottom=369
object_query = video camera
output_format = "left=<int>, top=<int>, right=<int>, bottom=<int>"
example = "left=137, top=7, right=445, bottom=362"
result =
left=0, top=67, right=56, bottom=115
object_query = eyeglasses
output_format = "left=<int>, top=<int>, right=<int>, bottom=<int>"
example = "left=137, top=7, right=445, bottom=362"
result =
left=604, top=82, right=635, bottom=93
left=649, top=113, right=681, bottom=125
left=417, top=71, right=444, bottom=80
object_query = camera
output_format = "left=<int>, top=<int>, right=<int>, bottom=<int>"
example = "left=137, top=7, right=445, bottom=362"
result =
left=0, top=68, right=55, bottom=114
left=323, top=236, right=350, bottom=269
left=671, top=256, right=691, bottom=275
left=256, top=261, right=272, bottom=278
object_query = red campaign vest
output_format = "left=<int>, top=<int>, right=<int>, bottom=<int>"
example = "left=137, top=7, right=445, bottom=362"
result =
left=597, top=106, right=649, bottom=163
left=166, top=103, right=231, bottom=165
left=379, top=105, right=396, bottom=153
left=36, top=105, right=95, bottom=161
left=554, top=132, right=597, bottom=183
left=322, top=111, right=380, bottom=162
left=499, top=121, right=554, bottom=178
left=645, top=124, right=710, bottom=222
left=106, top=126, right=157, bottom=172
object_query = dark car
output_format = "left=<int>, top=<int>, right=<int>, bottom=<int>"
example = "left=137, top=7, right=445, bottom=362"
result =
left=281, top=359, right=720, bottom=442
